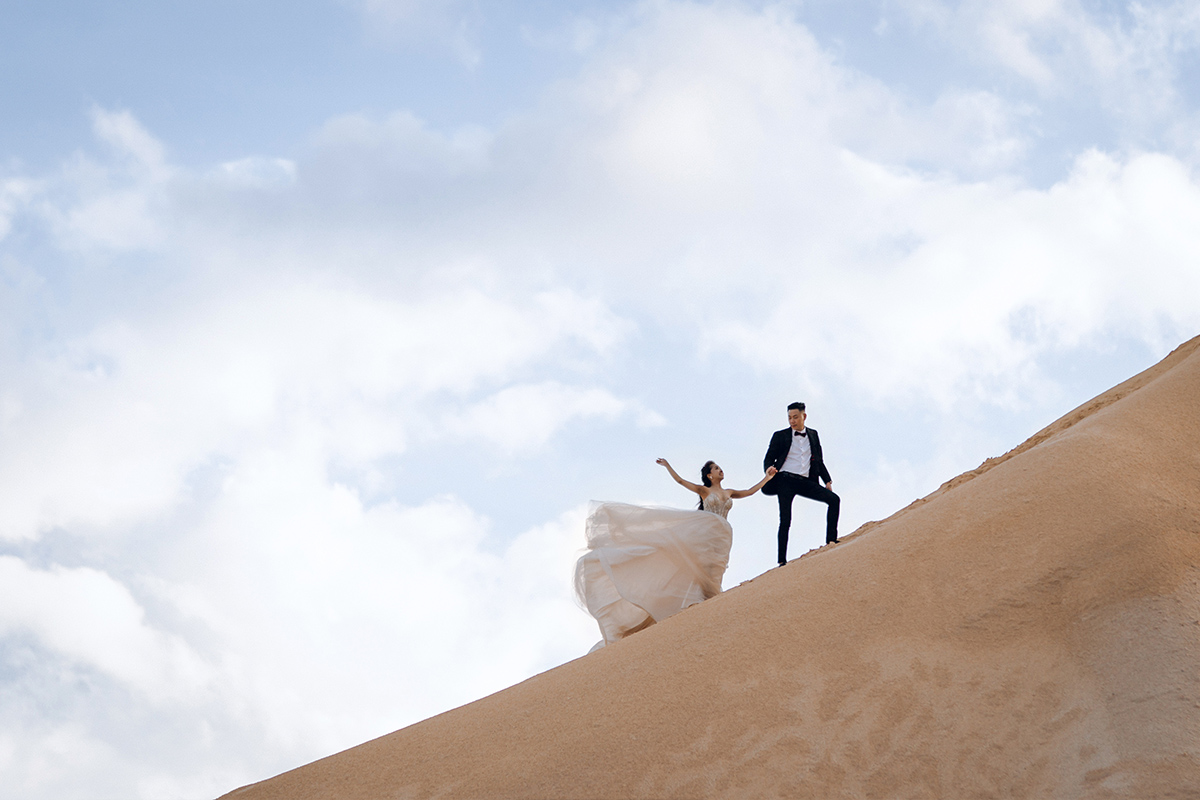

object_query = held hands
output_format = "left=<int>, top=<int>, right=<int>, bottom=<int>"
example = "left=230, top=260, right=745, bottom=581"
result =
left=765, top=466, right=778, bottom=479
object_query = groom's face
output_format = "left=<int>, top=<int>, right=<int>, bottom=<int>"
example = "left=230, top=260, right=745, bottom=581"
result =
left=788, top=409, right=806, bottom=431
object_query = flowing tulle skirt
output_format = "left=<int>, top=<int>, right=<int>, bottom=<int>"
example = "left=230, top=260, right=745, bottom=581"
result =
left=574, top=501, right=733, bottom=649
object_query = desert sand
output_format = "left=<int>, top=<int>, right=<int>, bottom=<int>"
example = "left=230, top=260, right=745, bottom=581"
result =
left=220, top=335, right=1200, bottom=799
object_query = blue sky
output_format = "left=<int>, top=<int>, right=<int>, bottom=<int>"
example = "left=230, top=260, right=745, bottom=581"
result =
left=2, top=1, right=1200, bottom=797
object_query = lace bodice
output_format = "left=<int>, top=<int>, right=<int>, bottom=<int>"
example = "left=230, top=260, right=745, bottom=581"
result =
left=702, top=492, right=733, bottom=519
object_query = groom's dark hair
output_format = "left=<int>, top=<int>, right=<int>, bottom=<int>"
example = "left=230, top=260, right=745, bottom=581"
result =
left=787, top=402, right=806, bottom=412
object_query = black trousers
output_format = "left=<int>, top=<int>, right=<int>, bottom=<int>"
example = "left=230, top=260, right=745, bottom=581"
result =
left=764, top=471, right=840, bottom=563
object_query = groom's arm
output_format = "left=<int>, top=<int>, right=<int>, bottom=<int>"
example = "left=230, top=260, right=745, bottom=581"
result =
left=808, top=429, right=832, bottom=486
left=763, top=432, right=782, bottom=472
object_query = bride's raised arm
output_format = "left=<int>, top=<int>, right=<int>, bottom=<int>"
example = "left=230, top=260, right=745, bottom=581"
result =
left=656, top=458, right=705, bottom=495
left=729, top=467, right=778, bottom=499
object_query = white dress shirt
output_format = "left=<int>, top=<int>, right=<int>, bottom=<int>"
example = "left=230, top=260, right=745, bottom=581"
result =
left=781, top=429, right=812, bottom=477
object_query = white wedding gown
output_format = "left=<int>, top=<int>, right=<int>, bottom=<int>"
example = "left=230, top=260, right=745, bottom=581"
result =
left=574, top=494, right=734, bottom=649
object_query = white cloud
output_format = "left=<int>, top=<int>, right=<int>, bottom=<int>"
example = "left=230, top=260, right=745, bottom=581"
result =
left=705, top=145, right=1200, bottom=406
left=314, top=111, right=493, bottom=176
left=443, top=380, right=662, bottom=453
left=0, top=459, right=597, bottom=796
left=29, top=108, right=173, bottom=252
left=90, top=107, right=168, bottom=174
left=0, top=557, right=211, bottom=702
left=0, top=278, right=630, bottom=541
left=61, top=187, right=163, bottom=250
left=214, top=157, right=297, bottom=189
left=898, top=0, right=1200, bottom=134
left=0, top=177, right=38, bottom=241
left=148, top=468, right=596, bottom=758
left=0, top=724, right=122, bottom=800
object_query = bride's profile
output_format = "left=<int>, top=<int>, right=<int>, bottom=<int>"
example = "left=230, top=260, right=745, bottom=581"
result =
left=574, top=458, right=777, bottom=649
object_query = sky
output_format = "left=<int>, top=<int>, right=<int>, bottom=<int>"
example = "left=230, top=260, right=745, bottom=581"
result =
left=2, top=0, right=1199, bottom=797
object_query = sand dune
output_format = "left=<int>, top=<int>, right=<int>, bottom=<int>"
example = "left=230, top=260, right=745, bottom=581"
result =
left=221, top=336, right=1200, bottom=799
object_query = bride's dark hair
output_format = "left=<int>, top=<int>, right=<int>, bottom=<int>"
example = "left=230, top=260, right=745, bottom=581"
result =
left=698, top=460, right=717, bottom=509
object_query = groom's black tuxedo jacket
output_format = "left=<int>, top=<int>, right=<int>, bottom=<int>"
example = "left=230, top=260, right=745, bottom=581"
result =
left=763, top=427, right=831, bottom=485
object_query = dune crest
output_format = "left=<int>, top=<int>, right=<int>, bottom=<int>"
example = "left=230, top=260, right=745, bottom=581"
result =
left=222, top=336, right=1200, bottom=800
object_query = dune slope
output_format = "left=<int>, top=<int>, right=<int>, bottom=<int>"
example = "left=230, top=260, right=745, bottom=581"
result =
left=221, top=335, right=1200, bottom=799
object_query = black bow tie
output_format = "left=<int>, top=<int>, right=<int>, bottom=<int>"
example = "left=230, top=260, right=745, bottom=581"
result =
left=794, top=430, right=807, bottom=437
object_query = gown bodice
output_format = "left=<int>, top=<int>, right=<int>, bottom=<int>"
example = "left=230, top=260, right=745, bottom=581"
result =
left=702, top=492, right=733, bottom=519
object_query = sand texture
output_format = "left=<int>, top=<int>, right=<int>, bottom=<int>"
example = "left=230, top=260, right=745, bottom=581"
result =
left=220, top=335, right=1200, bottom=799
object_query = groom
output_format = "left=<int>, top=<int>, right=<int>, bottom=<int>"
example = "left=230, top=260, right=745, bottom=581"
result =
left=762, top=402, right=840, bottom=564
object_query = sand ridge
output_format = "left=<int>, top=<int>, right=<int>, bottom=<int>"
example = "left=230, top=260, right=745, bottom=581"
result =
left=848, top=335, right=1200, bottom=544
left=220, top=335, right=1200, bottom=800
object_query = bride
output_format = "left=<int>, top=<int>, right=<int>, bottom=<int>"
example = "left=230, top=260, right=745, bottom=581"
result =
left=575, top=458, right=776, bottom=648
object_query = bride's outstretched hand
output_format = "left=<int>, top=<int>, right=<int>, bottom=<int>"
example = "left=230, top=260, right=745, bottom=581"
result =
left=658, top=458, right=699, bottom=492
left=766, top=467, right=778, bottom=479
